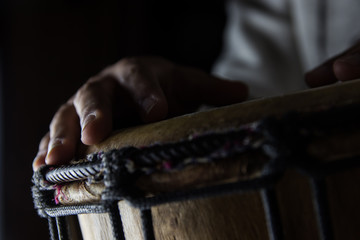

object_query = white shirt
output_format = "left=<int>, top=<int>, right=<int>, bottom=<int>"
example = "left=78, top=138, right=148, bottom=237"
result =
left=212, top=0, right=360, bottom=97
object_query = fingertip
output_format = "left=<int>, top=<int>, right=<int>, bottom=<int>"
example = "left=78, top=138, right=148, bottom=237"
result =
left=81, top=112, right=96, bottom=132
left=44, top=138, right=62, bottom=165
left=33, top=151, right=46, bottom=171
left=81, top=110, right=112, bottom=145
left=45, top=138, right=76, bottom=166
left=33, top=133, right=50, bottom=171
left=333, top=53, right=360, bottom=81
left=305, top=64, right=338, bottom=88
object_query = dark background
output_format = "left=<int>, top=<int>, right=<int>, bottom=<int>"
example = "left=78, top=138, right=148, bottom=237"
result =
left=0, top=0, right=226, bottom=239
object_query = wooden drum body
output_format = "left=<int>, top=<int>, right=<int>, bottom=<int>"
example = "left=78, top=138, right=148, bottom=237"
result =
left=33, top=80, right=360, bottom=240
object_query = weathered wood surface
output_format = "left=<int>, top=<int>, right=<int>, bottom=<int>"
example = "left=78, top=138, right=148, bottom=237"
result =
left=85, top=80, right=360, bottom=155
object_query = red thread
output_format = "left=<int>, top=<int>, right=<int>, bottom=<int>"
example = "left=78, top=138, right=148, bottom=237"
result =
left=54, top=184, right=67, bottom=204
left=163, top=161, right=172, bottom=170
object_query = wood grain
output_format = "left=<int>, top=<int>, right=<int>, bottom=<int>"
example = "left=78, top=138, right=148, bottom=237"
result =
left=85, top=80, right=360, bottom=154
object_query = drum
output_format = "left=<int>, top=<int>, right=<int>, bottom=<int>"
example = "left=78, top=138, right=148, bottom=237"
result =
left=33, top=80, right=360, bottom=240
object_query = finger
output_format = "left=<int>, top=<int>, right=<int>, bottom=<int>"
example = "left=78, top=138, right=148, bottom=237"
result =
left=45, top=103, right=81, bottom=166
left=305, top=44, right=360, bottom=87
left=73, top=77, right=115, bottom=145
left=305, top=58, right=338, bottom=88
left=175, top=66, right=248, bottom=106
left=112, top=58, right=169, bottom=123
left=333, top=50, right=360, bottom=81
left=32, top=132, right=50, bottom=171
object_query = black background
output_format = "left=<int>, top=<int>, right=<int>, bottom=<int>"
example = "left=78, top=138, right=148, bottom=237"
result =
left=1, top=0, right=225, bottom=239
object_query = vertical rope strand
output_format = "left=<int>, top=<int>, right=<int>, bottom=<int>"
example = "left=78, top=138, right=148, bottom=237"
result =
left=261, top=188, right=283, bottom=240
left=107, top=203, right=125, bottom=240
left=140, top=209, right=155, bottom=240
left=56, top=216, right=69, bottom=240
left=310, top=177, right=334, bottom=240
left=48, top=217, right=58, bottom=240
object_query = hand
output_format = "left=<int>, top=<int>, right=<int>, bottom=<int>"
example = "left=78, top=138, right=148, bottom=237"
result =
left=306, top=42, right=360, bottom=87
left=32, top=56, right=248, bottom=171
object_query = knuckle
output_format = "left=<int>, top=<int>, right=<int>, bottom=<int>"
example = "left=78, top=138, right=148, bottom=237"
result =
left=119, top=57, right=141, bottom=68
left=49, top=102, right=73, bottom=131
left=78, top=75, right=116, bottom=97
left=73, top=81, right=111, bottom=111
left=74, top=81, right=98, bottom=103
left=118, top=57, right=145, bottom=80
left=75, top=82, right=92, bottom=98
left=57, top=102, right=74, bottom=115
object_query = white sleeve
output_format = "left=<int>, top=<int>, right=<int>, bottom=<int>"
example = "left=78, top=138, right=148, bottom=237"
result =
left=212, top=0, right=307, bottom=98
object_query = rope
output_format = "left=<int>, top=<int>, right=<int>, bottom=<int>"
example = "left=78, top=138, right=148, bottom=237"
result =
left=310, top=177, right=334, bottom=240
left=261, top=188, right=283, bottom=240
left=44, top=204, right=107, bottom=218
left=32, top=103, right=360, bottom=240
left=44, top=123, right=264, bottom=185
left=48, top=217, right=58, bottom=240
left=106, top=202, right=126, bottom=240
left=140, top=209, right=155, bottom=240
left=56, top=216, right=69, bottom=240
left=45, top=162, right=102, bottom=183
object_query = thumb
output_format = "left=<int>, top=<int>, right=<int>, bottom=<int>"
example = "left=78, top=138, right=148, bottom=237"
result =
left=305, top=57, right=338, bottom=88
left=333, top=50, right=360, bottom=81
left=305, top=43, right=360, bottom=87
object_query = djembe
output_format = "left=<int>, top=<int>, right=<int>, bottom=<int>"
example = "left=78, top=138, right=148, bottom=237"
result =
left=33, top=80, right=360, bottom=240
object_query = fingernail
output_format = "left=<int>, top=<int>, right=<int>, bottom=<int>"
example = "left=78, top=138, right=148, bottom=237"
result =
left=338, top=52, right=360, bottom=66
left=81, top=113, right=96, bottom=131
left=45, top=138, right=63, bottom=164
left=141, top=96, right=157, bottom=114
left=33, top=150, right=46, bottom=171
